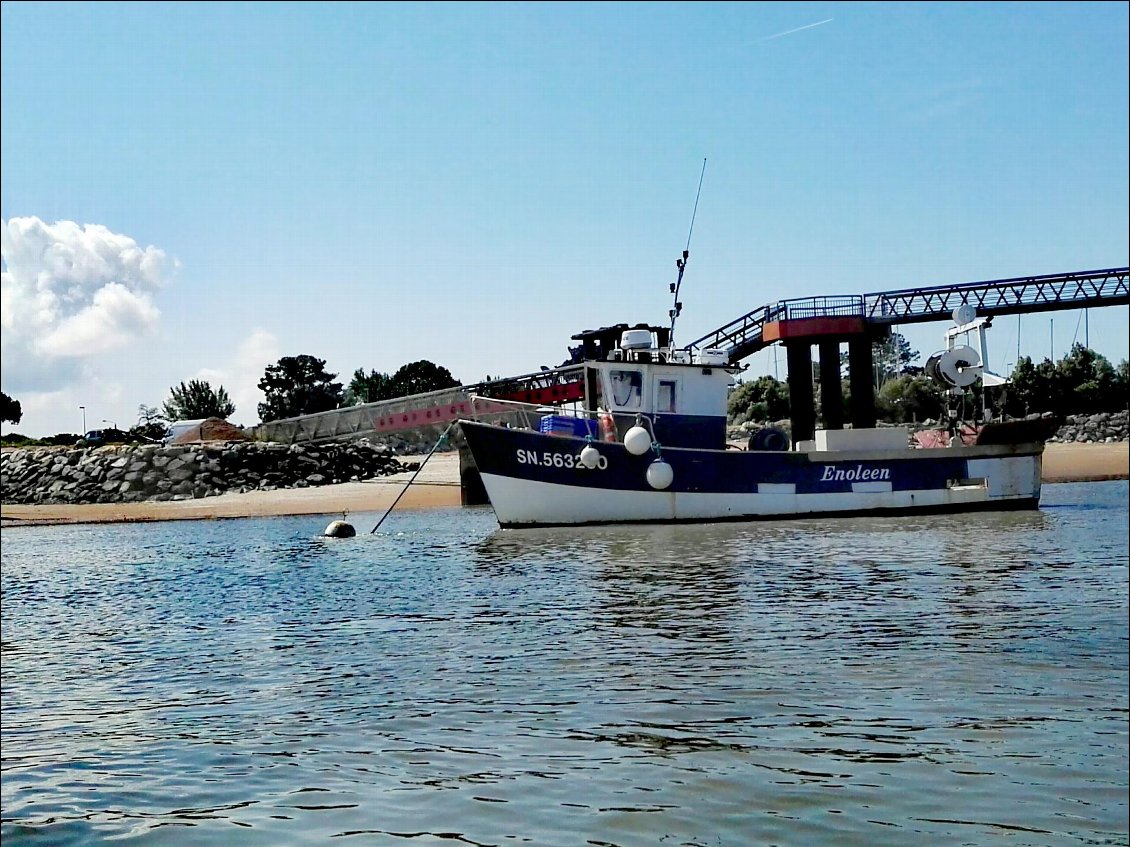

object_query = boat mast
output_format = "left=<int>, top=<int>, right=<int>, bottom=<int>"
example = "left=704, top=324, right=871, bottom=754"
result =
left=669, top=158, right=707, bottom=349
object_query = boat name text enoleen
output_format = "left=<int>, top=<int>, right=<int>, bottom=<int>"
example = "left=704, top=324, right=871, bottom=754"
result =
left=820, top=464, right=891, bottom=482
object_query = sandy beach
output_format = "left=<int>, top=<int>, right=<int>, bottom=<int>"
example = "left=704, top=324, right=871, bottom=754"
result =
left=1, top=452, right=465, bottom=528
left=2, top=442, right=1125, bottom=528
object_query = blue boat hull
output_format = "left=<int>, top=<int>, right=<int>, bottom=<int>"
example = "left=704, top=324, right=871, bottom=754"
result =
left=458, top=420, right=1044, bottom=528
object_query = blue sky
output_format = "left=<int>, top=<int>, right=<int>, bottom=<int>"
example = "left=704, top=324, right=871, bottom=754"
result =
left=2, top=1, right=1127, bottom=437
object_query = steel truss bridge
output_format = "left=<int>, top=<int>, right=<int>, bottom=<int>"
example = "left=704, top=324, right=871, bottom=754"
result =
left=685, top=266, right=1129, bottom=364
left=252, top=266, right=1128, bottom=444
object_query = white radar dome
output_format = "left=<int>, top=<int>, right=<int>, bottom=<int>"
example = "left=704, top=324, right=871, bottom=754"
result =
left=952, top=304, right=976, bottom=326
left=620, top=329, right=654, bottom=350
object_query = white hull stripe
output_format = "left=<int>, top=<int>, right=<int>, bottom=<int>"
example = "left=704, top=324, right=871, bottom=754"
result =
left=479, top=471, right=1036, bottom=526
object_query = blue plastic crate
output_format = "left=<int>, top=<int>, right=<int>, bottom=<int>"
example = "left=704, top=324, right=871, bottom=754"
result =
left=538, top=415, right=596, bottom=438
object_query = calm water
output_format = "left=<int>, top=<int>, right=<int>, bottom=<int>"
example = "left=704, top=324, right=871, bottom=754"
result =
left=2, top=481, right=1127, bottom=847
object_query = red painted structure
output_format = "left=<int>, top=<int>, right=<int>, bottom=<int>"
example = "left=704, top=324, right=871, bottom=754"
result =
left=761, top=317, right=867, bottom=343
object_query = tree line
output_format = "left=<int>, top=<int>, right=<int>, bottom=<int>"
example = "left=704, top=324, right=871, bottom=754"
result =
left=727, top=335, right=1129, bottom=426
left=3, top=339, right=1127, bottom=445
left=0, top=355, right=461, bottom=445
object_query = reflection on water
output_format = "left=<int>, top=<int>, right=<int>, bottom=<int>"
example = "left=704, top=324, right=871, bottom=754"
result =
left=1, top=482, right=1126, bottom=847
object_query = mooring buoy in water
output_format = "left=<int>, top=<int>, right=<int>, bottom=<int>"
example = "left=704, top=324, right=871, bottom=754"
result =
left=324, top=518, right=356, bottom=538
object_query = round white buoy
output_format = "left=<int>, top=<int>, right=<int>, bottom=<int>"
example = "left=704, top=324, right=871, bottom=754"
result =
left=646, top=459, right=673, bottom=490
left=324, top=519, right=356, bottom=538
left=580, top=444, right=601, bottom=469
left=624, top=425, right=652, bottom=456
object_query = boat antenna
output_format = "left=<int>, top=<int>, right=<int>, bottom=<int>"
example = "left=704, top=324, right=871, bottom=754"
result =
left=669, top=157, right=706, bottom=349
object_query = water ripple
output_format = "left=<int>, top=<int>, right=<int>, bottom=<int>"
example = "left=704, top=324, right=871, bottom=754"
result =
left=2, top=483, right=1127, bottom=846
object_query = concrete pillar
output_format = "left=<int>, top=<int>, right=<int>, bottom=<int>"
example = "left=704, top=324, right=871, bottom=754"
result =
left=818, top=341, right=843, bottom=430
left=848, top=338, right=877, bottom=429
left=785, top=342, right=816, bottom=444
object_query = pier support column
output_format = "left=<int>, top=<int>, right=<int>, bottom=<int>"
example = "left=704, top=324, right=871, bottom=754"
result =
left=785, top=341, right=816, bottom=444
left=818, top=341, right=843, bottom=431
left=848, top=338, right=877, bottom=430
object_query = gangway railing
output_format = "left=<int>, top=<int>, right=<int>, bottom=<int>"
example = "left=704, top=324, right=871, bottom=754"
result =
left=684, top=266, right=1128, bottom=363
left=251, top=386, right=474, bottom=444
left=864, top=267, right=1128, bottom=324
left=250, top=364, right=587, bottom=444
left=465, top=395, right=579, bottom=432
left=770, top=295, right=865, bottom=320
left=472, top=364, right=586, bottom=406
left=682, top=302, right=775, bottom=364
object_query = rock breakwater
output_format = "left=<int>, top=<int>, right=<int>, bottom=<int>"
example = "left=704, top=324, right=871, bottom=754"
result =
left=1046, top=410, right=1129, bottom=443
left=2, top=439, right=416, bottom=506
left=727, top=410, right=1129, bottom=445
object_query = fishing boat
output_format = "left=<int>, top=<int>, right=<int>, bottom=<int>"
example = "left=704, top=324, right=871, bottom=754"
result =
left=457, top=256, right=1055, bottom=529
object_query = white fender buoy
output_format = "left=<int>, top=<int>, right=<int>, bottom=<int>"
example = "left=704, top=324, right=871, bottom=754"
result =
left=324, top=519, right=356, bottom=538
left=646, top=459, right=673, bottom=490
left=624, top=425, right=652, bottom=456
left=580, top=444, right=601, bottom=468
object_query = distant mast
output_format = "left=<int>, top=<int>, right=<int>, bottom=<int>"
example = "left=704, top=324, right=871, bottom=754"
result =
left=668, top=158, right=707, bottom=350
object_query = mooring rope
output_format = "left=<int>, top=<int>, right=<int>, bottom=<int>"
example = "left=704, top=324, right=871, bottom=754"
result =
left=369, top=422, right=456, bottom=534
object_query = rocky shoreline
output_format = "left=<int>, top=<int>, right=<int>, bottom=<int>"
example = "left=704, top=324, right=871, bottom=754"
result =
left=3, top=411, right=1127, bottom=508
left=1, top=439, right=419, bottom=506
left=1045, top=410, right=1130, bottom=443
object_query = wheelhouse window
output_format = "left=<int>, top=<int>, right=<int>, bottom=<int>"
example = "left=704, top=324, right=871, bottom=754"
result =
left=609, top=369, right=643, bottom=408
left=657, top=379, right=677, bottom=413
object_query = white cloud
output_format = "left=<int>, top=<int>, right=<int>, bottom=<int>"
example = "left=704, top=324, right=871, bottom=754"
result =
left=1, top=216, right=179, bottom=393
left=1, top=328, right=281, bottom=438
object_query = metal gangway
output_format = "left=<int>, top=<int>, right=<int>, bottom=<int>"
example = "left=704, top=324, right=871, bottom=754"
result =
left=251, top=365, right=585, bottom=445
left=685, top=266, right=1129, bottom=363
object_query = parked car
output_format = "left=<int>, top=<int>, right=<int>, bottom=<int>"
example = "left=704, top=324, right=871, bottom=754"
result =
left=79, top=430, right=104, bottom=446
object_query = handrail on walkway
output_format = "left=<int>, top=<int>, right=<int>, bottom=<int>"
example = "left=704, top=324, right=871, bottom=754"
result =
left=683, top=266, right=1129, bottom=362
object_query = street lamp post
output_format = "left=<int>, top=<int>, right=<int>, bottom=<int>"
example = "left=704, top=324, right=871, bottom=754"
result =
left=79, top=405, right=86, bottom=433
left=102, top=419, right=117, bottom=431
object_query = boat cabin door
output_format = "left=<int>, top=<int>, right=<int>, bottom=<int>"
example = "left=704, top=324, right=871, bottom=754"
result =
left=654, top=376, right=679, bottom=416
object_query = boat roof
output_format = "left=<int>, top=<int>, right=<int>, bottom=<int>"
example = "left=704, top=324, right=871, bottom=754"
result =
left=570, top=323, right=671, bottom=361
